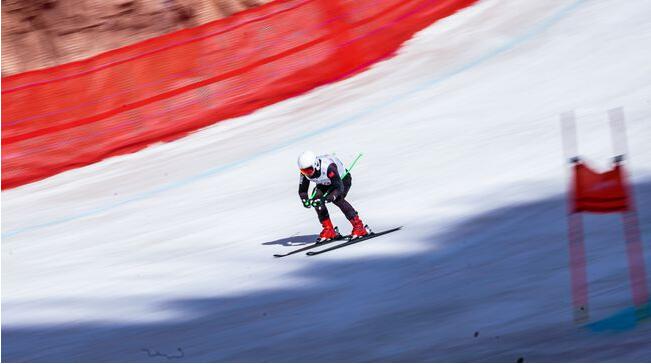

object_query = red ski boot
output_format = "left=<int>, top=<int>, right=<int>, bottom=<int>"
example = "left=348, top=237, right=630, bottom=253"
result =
left=349, top=215, right=368, bottom=238
left=319, top=219, right=339, bottom=241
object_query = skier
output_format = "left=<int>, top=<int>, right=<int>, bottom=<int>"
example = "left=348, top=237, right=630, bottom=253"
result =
left=297, top=151, right=368, bottom=241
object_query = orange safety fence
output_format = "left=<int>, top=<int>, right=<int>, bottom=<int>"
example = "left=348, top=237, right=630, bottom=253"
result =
left=2, top=0, right=477, bottom=189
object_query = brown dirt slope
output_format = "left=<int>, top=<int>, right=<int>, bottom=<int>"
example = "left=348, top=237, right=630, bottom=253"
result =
left=1, top=0, right=270, bottom=76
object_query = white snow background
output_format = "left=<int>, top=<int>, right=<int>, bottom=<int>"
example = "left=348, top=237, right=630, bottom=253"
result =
left=2, top=0, right=651, bottom=361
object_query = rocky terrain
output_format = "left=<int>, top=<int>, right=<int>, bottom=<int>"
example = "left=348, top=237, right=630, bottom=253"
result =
left=1, top=0, right=269, bottom=76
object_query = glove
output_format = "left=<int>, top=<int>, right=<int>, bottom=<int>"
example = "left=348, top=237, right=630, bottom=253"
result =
left=311, top=198, right=325, bottom=208
left=301, top=198, right=311, bottom=209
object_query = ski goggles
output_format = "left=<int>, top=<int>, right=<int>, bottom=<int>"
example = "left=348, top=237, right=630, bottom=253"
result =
left=300, top=167, right=315, bottom=176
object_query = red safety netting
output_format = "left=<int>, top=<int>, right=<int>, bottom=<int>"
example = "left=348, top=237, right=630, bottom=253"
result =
left=571, top=162, right=630, bottom=213
left=1, top=0, right=477, bottom=189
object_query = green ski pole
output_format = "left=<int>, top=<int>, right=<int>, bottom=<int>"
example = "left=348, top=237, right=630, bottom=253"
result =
left=310, top=153, right=363, bottom=201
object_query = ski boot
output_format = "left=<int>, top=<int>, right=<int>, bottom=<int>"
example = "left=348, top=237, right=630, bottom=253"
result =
left=349, top=215, right=369, bottom=239
left=318, top=219, right=339, bottom=242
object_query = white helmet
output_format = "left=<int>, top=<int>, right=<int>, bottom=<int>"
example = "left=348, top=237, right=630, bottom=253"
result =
left=297, top=150, right=318, bottom=176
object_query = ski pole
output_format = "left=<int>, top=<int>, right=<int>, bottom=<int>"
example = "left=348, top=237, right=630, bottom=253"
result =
left=310, top=153, right=363, bottom=201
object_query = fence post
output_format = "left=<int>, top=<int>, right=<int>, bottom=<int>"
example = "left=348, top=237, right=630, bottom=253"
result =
left=561, top=110, right=590, bottom=323
left=609, top=108, right=649, bottom=317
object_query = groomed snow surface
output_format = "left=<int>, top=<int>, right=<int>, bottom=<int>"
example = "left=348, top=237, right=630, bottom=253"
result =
left=3, top=0, right=651, bottom=361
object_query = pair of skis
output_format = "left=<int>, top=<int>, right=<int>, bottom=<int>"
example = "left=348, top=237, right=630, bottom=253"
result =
left=273, top=226, right=402, bottom=258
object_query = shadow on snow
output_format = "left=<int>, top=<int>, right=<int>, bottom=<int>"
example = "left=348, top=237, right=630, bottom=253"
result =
left=262, top=234, right=319, bottom=247
left=3, top=181, right=651, bottom=362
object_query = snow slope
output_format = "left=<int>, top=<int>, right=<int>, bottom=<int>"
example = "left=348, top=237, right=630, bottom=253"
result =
left=3, top=0, right=651, bottom=361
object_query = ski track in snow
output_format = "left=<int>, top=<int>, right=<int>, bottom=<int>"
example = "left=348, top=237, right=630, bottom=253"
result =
left=3, top=0, right=651, bottom=361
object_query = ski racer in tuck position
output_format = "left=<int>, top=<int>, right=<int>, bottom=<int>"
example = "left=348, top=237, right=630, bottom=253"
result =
left=297, top=151, right=369, bottom=241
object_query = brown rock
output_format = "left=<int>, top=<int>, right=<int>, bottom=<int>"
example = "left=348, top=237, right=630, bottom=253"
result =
left=1, top=0, right=271, bottom=76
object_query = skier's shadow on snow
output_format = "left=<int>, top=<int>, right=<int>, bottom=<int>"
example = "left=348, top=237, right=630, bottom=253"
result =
left=262, top=234, right=319, bottom=247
